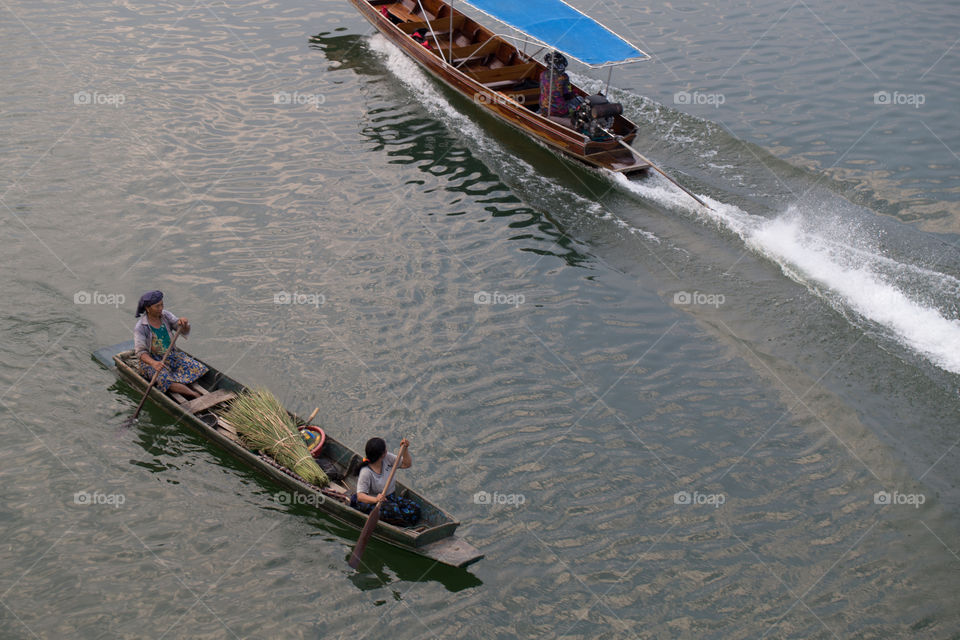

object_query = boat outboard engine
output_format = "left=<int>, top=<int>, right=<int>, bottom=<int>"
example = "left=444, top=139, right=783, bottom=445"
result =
left=570, top=94, right=623, bottom=140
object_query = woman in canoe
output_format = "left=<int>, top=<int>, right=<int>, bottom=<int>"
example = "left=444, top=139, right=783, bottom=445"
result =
left=351, top=437, right=421, bottom=527
left=133, top=290, right=207, bottom=399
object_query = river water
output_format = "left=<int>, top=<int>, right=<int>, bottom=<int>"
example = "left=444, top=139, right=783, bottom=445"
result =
left=1, top=0, right=958, bottom=637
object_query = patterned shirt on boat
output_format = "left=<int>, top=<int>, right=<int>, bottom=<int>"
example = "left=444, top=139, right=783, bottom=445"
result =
left=151, top=324, right=171, bottom=352
left=539, top=69, right=574, bottom=116
left=134, top=309, right=180, bottom=357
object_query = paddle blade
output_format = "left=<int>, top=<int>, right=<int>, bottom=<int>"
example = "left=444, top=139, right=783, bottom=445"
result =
left=348, top=504, right=381, bottom=569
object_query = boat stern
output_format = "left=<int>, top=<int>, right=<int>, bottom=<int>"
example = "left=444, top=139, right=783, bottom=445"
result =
left=93, top=341, right=134, bottom=369
left=419, top=535, right=485, bottom=568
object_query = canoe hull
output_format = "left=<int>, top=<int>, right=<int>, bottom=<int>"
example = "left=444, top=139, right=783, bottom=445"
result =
left=100, top=342, right=483, bottom=568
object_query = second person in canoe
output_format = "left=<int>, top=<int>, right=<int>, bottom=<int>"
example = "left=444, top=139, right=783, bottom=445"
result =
left=350, top=437, right=421, bottom=527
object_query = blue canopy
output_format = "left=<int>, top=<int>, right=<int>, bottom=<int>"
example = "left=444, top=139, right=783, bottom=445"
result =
left=457, top=0, right=649, bottom=67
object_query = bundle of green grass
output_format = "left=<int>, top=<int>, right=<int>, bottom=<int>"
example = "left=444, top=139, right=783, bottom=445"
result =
left=223, top=388, right=329, bottom=487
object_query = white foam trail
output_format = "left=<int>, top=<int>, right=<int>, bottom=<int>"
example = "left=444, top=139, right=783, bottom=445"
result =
left=369, top=33, right=960, bottom=375
left=367, top=34, right=492, bottom=151
left=598, top=210, right=660, bottom=243
left=751, top=215, right=960, bottom=373
left=614, top=172, right=960, bottom=374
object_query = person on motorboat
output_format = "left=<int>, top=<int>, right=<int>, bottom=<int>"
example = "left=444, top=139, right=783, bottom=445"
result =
left=539, top=52, right=576, bottom=117
left=133, top=290, right=207, bottom=399
left=350, top=437, right=421, bottom=527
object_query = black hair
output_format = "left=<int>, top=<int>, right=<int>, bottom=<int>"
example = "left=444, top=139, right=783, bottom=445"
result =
left=358, top=437, right=386, bottom=471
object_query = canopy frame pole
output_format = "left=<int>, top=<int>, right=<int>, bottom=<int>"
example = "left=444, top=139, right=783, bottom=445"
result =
left=448, top=1, right=454, bottom=61
left=604, top=66, right=613, bottom=95
left=416, top=0, right=447, bottom=63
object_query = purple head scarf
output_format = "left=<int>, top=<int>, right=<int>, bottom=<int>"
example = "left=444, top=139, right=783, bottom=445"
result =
left=135, top=290, right=163, bottom=317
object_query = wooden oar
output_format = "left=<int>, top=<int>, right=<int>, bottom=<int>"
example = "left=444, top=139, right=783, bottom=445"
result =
left=123, top=325, right=183, bottom=427
left=348, top=441, right=408, bottom=569
left=600, top=126, right=713, bottom=211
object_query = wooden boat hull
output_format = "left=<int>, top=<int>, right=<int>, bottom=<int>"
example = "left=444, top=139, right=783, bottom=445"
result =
left=348, top=0, right=650, bottom=176
left=96, top=342, right=483, bottom=569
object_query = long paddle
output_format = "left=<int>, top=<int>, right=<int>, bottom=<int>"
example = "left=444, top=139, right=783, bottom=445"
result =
left=600, top=126, right=713, bottom=211
left=123, top=325, right=183, bottom=427
left=348, top=441, right=408, bottom=569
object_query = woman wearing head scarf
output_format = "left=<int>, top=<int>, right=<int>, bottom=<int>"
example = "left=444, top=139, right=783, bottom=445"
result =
left=133, top=290, right=208, bottom=399
left=539, top=52, right=575, bottom=117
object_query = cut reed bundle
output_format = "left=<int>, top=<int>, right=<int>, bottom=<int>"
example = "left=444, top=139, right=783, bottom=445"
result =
left=223, top=388, right=329, bottom=487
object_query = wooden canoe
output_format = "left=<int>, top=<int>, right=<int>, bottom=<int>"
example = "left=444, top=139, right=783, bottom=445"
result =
left=95, top=342, right=484, bottom=569
left=347, top=0, right=651, bottom=176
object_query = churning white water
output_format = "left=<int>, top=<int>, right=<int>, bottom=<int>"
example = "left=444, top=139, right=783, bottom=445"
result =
left=370, top=32, right=960, bottom=376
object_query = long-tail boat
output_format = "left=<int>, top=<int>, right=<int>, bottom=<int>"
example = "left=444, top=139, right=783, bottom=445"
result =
left=347, top=0, right=653, bottom=176
left=95, top=342, right=484, bottom=569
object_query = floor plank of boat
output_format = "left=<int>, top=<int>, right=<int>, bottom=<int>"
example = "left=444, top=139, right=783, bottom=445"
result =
left=215, top=417, right=242, bottom=443
left=180, top=389, right=236, bottom=414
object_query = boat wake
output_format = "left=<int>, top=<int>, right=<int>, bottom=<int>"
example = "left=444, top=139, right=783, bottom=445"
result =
left=614, top=172, right=960, bottom=375
left=367, top=33, right=960, bottom=378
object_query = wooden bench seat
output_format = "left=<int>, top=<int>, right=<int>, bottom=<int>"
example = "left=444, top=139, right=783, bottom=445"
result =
left=180, top=389, right=237, bottom=414
left=398, top=14, right=464, bottom=34
left=467, top=61, right=539, bottom=85
left=483, top=80, right=518, bottom=89
left=386, top=1, right=433, bottom=22
left=449, top=39, right=500, bottom=64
